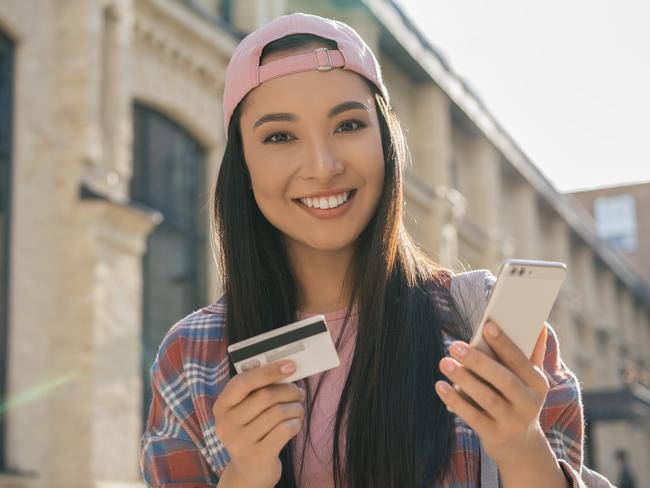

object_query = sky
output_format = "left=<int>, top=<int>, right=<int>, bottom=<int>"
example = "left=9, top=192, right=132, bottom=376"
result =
left=398, top=0, right=650, bottom=192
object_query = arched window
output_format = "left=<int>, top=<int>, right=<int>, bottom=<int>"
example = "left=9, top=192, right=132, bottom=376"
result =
left=0, top=27, right=14, bottom=469
left=131, top=103, right=208, bottom=423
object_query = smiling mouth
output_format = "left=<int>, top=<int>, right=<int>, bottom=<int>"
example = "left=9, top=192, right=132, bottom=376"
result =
left=294, top=190, right=356, bottom=210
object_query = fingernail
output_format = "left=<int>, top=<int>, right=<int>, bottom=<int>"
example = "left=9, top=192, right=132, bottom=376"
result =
left=298, top=387, right=305, bottom=399
left=441, top=358, right=456, bottom=373
left=436, top=381, right=452, bottom=395
left=283, top=418, right=300, bottom=429
left=280, top=361, right=296, bottom=374
left=452, top=342, right=468, bottom=356
left=486, top=322, right=500, bottom=338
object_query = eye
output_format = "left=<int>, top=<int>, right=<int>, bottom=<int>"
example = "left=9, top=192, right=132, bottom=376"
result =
left=263, top=132, right=294, bottom=144
left=335, top=120, right=366, bottom=133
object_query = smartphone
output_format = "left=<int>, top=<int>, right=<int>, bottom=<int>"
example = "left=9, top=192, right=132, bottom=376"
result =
left=451, top=259, right=566, bottom=410
left=469, top=259, right=567, bottom=360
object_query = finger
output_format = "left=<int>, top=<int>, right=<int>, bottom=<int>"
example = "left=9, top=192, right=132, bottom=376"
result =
left=236, top=383, right=304, bottom=426
left=435, top=381, right=495, bottom=437
left=481, top=321, right=547, bottom=389
left=529, top=323, right=548, bottom=370
left=217, top=360, right=297, bottom=410
left=449, top=341, right=530, bottom=407
left=439, top=357, right=511, bottom=420
left=258, top=417, right=303, bottom=455
left=245, top=400, right=305, bottom=444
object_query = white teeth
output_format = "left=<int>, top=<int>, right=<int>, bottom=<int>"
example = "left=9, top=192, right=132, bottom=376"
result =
left=299, top=191, right=352, bottom=209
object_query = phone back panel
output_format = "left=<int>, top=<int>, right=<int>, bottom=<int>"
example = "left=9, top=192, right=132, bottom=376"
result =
left=471, top=261, right=566, bottom=359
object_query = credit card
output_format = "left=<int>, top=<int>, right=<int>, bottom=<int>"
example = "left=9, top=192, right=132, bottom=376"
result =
left=227, top=314, right=341, bottom=383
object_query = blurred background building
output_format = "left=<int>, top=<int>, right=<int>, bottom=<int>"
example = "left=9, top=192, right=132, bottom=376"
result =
left=570, top=182, right=650, bottom=286
left=0, top=0, right=648, bottom=487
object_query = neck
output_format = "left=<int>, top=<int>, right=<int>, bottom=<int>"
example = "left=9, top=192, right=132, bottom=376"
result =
left=286, top=239, right=356, bottom=314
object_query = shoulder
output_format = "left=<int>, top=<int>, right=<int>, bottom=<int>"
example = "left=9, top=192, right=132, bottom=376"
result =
left=150, top=294, right=230, bottom=420
left=200, top=294, right=228, bottom=316
left=448, top=269, right=495, bottom=308
left=153, top=295, right=228, bottom=379
left=422, top=268, right=493, bottom=303
left=435, top=268, right=495, bottom=336
left=419, top=268, right=495, bottom=349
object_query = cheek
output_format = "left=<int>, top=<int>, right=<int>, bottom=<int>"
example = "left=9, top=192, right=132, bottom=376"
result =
left=244, top=146, right=288, bottom=201
left=246, top=163, right=295, bottom=229
left=249, top=170, right=286, bottom=211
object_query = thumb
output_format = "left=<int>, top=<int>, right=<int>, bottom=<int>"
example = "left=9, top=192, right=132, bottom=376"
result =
left=530, top=323, right=548, bottom=369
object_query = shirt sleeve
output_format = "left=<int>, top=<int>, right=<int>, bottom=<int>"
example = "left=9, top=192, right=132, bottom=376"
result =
left=540, top=323, right=614, bottom=488
left=139, top=327, right=219, bottom=487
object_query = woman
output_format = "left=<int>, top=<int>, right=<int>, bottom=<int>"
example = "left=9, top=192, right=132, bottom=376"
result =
left=140, top=13, right=613, bottom=488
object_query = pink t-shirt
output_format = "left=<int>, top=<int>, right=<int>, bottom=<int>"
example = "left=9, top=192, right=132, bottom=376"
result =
left=291, top=305, right=358, bottom=487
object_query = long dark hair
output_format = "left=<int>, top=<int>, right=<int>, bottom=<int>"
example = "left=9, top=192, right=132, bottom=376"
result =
left=213, top=34, right=472, bottom=488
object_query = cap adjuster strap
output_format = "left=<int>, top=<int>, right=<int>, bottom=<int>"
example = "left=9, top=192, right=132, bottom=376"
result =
left=258, top=49, right=345, bottom=83
left=314, top=47, right=333, bottom=71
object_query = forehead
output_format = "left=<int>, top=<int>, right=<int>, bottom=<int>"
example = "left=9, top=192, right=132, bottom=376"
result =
left=240, top=68, right=375, bottom=124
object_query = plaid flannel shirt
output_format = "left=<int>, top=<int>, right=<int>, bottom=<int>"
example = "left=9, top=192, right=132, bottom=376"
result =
left=139, top=270, right=612, bottom=487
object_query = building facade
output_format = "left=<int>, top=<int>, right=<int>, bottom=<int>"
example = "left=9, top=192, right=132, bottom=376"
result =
left=0, top=0, right=648, bottom=486
left=569, top=182, right=650, bottom=286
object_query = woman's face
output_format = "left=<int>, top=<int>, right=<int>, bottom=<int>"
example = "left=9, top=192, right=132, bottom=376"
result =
left=239, top=50, right=385, bottom=255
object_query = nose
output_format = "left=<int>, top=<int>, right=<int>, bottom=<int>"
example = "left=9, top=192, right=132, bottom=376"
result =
left=300, top=137, right=345, bottom=181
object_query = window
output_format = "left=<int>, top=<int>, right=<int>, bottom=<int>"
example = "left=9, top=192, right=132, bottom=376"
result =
left=219, top=0, right=232, bottom=22
left=131, top=104, right=207, bottom=424
left=594, top=194, right=638, bottom=252
left=0, top=28, right=14, bottom=469
left=178, top=0, right=232, bottom=24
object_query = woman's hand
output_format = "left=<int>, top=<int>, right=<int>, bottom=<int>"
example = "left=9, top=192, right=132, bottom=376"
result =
left=213, top=360, right=305, bottom=488
left=434, top=321, right=551, bottom=467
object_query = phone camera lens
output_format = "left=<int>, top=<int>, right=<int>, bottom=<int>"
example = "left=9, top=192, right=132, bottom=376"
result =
left=510, top=267, right=517, bottom=275
left=519, top=267, right=525, bottom=276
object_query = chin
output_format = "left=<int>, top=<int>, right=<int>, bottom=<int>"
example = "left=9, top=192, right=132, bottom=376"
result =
left=289, top=231, right=358, bottom=253
left=305, top=238, right=356, bottom=252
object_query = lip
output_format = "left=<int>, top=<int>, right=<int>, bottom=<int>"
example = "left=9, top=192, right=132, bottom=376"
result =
left=294, top=189, right=357, bottom=219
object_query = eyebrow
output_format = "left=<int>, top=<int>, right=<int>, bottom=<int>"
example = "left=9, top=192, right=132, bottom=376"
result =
left=252, top=100, right=370, bottom=130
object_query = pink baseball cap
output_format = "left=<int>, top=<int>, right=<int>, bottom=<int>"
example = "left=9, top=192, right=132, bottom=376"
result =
left=222, top=12, right=389, bottom=138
